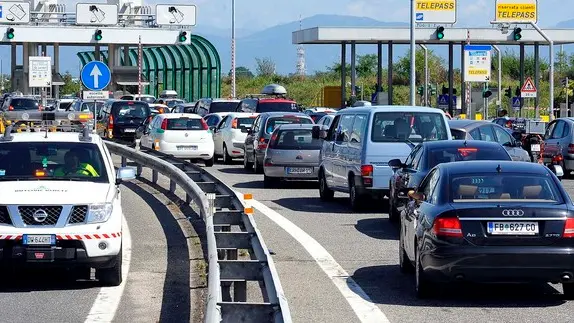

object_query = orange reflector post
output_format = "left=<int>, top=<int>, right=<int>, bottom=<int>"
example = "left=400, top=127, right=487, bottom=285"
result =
left=244, top=193, right=253, bottom=200
left=244, top=207, right=254, bottom=214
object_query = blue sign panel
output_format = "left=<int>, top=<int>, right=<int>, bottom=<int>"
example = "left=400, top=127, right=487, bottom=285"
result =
left=438, top=95, right=457, bottom=109
left=416, top=13, right=424, bottom=21
left=0, top=6, right=3, bottom=18
left=512, top=96, right=521, bottom=110
left=80, top=61, right=111, bottom=91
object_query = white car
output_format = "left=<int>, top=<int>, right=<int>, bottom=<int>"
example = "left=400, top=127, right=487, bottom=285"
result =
left=212, top=112, right=258, bottom=163
left=139, top=113, right=215, bottom=166
left=316, top=114, right=335, bottom=130
left=0, top=111, right=135, bottom=286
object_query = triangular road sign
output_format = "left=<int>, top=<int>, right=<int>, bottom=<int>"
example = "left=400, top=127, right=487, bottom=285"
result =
left=521, top=77, right=537, bottom=92
left=439, top=95, right=448, bottom=104
left=512, top=97, right=521, bottom=107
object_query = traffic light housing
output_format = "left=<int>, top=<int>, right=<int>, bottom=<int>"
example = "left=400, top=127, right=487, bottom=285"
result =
left=417, top=86, right=424, bottom=96
left=6, top=28, right=14, bottom=40
left=515, top=86, right=521, bottom=97
left=436, top=26, right=445, bottom=40
left=178, top=31, right=187, bottom=42
left=513, top=27, right=522, bottom=41
left=94, top=29, right=103, bottom=41
left=441, top=85, right=448, bottom=95
left=429, top=86, right=437, bottom=96
left=504, top=87, right=512, bottom=98
left=482, top=88, right=492, bottom=98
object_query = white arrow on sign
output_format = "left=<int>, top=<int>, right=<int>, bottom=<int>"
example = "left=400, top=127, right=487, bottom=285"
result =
left=90, top=64, right=102, bottom=89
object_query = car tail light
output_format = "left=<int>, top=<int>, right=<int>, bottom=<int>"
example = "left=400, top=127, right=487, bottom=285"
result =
left=432, top=217, right=463, bottom=238
left=231, top=118, right=238, bottom=129
left=147, top=116, right=152, bottom=123
left=563, top=218, right=574, bottom=238
left=568, top=144, right=574, bottom=154
left=108, top=115, right=114, bottom=129
left=506, top=120, right=512, bottom=128
left=258, top=137, right=268, bottom=150
left=8, top=106, right=13, bottom=111
left=361, top=165, right=373, bottom=187
left=553, top=154, right=564, bottom=163
left=161, top=119, right=168, bottom=130
left=200, top=118, right=209, bottom=130
left=264, top=158, right=273, bottom=167
left=458, top=147, right=478, bottom=157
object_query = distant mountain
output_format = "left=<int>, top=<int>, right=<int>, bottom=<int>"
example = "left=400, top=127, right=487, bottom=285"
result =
left=556, top=19, right=574, bottom=28
left=196, top=14, right=408, bottom=75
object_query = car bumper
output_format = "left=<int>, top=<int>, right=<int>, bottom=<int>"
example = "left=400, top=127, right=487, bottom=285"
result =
left=159, top=141, right=214, bottom=160
left=422, top=246, right=574, bottom=283
left=264, top=165, right=319, bottom=179
left=230, top=142, right=245, bottom=156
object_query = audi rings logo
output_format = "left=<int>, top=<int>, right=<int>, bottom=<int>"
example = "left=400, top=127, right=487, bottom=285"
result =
left=33, top=209, right=49, bottom=223
left=502, top=209, right=524, bottom=216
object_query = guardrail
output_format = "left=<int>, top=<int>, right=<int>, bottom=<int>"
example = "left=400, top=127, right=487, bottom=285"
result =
left=104, top=140, right=291, bottom=323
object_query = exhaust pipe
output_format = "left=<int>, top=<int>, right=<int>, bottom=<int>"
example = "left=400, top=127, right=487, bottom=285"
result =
left=561, top=273, right=572, bottom=282
left=455, top=274, right=464, bottom=281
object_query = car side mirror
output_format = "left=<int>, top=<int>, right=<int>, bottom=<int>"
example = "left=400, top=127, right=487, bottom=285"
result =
left=209, top=126, right=216, bottom=132
left=388, top=158, right=404, bottom=170
left=246, top=128, right=253, bottom=135
left=116, top=167, right=136, bottom=185
left=408, top=190, right=425, bottom=202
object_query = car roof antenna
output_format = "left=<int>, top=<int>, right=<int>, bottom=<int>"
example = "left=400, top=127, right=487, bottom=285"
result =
left=496, top=164, right=502, bottom=173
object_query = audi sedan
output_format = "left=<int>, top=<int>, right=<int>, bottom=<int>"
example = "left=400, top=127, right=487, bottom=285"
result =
left=399, top=160, right=574, bottom=298
left=388, top=140, right=512, bottom=223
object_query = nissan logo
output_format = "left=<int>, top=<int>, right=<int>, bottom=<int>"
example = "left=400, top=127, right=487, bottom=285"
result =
left=502, top=209, right=524, bottom=216
left=33, top=209, right=48, bottom=223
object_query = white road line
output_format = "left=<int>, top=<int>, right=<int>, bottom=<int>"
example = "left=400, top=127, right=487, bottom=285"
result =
left=250, top=199, right=391, bottom=323
left=84, top=216, right=132, bottom=323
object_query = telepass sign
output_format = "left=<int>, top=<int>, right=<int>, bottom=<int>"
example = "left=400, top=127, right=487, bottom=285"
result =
left=414, top=0, right=457, bottom=24
left=494, top=0, right=537, bottom=23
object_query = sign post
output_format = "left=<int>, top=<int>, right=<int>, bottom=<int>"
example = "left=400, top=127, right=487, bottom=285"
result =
left=414, top=0, right=457, bottom=24
left=520, top=77, right=537, bottom=98
left=464, top=45, right=492, bottom=83
left=29, top=56, right=52, bottom=109
left=81, top=61, right=111, bottom=132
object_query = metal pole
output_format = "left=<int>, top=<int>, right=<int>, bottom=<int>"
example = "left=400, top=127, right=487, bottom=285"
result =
left=409, top=0, right=416, bottom=105
left=519, top=43, right=525, bottom=117
left=530, top=22, right=554, bottom=120
left=350, top=42, right=356, bottom=98
left=138, top=35, right=142, bottom=96
left=534, top=43, right=540, bottom=118
left=492, top=45, right=502, bottom=114
left=419, top=44, right=428, bottom=106
left=341, top=42, right=346, bottom=108
left=231, top=0, right=236, bottom=98
left=567, top=77, right=570, bottom=117
left=448, top=42, right=454, bottom=116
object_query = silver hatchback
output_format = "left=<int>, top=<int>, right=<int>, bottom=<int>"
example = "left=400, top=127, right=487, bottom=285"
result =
left=263, top=124, right=322, bottom=187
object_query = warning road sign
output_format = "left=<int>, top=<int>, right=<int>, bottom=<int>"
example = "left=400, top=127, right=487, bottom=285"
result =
left=520, top=77, right=537, bottom=98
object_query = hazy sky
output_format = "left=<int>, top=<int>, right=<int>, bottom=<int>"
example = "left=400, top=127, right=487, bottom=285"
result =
left=181, top=0, right=569, bottom=30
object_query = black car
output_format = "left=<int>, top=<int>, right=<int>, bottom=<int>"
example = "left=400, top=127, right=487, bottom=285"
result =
left=97, top=100, right=151, bottom=141
left=399, top=160, right=574, bottom=298
left=387, top=140, right=512, bottom=222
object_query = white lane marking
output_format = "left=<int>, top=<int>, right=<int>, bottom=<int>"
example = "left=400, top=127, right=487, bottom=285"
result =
left=85, top=216, right=132, bottom=323
left=250, top=199, right=391, bottom=323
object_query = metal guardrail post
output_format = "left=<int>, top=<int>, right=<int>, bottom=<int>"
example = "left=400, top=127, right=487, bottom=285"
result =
left=121, top=156, right=127, bottom=167
left=170, top=179, right=176, bottom=193
left=136, top=164, right=142, bottom=176
left=152, top=169, right=158, bottom=183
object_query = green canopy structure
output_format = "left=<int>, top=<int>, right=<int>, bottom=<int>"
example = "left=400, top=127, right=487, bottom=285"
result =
left=77, top=35, right=221, bottom=102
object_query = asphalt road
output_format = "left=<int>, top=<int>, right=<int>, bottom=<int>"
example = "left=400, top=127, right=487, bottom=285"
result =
left=203, top=160, right=574, bottom=323
left=0, top=167, right=205, bottom=323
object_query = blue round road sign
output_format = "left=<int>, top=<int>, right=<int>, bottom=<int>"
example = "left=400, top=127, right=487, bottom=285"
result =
left=81, top=61, right=111, bottom=91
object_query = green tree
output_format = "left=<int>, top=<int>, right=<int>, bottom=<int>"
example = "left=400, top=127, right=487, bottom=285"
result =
left=394, top=48, right=447, bottom=86
left=61, top=72, right=80, bottom=95
left=497, top=49, right=549, bottom=81
left=255, top=57, right=276, bottom=76
left=229, top=66, right=254, bottom=79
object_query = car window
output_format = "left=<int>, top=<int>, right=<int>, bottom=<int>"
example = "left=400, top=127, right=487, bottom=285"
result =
left=336, top=115, right=355, bottom=143
left=350, top=115, right=367, bottom=144
left=269, top=129, right=322, bottom=150
left=426, top=170, right=440, bottom=203
left=450, top=129, right=467, bottom=140
left=0, top=142, right=108, bottom=183
left=450, top=174, right=562, bottom=203
left=257, top=101, right=298, bottom=113
left=479, top=125, right=496, bottom=142
left=139, top=97, right=156, bottom=103
left=544, top=121, right=556, bottom=140
left=210, top=102, right=238, bottom=113
left=493, top=126, right=513, bottom=146
left=404, top=146, right=418, bottom=168
left=7, top=98, right=39, bottom=111
left=371, top=112, right=448, bottom=143
left=551, top=121, right=566, bottom=139
left=427, top=145, right=511, bottom=169
left=264, top=116, right=313, bottom=135
left=235, top=117, right=256, bottom=129
left=113, top=102, right=149, bottom=120
left=165, top=118, right=205, bottom=130
left=419, top=168, right=437, bottom=200
left=205, top=115, right=220, bottom=127
left=327, top=115, right=341, bottom=141
left=218, top=116, right=230, bottom=129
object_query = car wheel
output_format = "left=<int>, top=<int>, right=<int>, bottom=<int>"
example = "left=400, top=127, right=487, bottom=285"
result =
left=415, top=245, right=433, bottom=298
left=243, top=152, right=253, bottom=170
left=349, top=179, right=365, bottom=211
left=319, top=170, right=334, bottom=201
left=204, top=156, right=214, bottom=167
left=263, top=175, right=278, bottom=188
left=96, top=249, right=122, bottom=287
left=399, top=223, right=414, bottom=274
left=253, top=154, right=263, bottom=174
left=563, top=283, right=574, bottom=300
left=223, top=145, right=232, bottom=164
left=389, top=187, right=399, bottom=223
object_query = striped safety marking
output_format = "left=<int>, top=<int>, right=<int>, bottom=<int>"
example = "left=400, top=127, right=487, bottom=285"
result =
left=0, top=233, right=122, bottom=240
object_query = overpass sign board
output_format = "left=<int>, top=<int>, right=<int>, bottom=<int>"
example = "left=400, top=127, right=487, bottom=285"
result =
left=520, top=77, right=537, bottom=98
left=155, top=5, right=196, bottom=26
left=76, top=3, right=118, bottom=26
left=29, top=56, right=52, bottom=88
left=0, top=2, right=30, bottom=24
left=81, top=61, right=111, bottom=91
left=494, top=0, right=537, bottom=23
left=414, top=0, right=457, bottom=24
left=464, top=45, right=492, bottom=83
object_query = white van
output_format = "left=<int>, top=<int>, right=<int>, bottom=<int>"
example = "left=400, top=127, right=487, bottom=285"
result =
left=315, top=106, right=452, bottom=210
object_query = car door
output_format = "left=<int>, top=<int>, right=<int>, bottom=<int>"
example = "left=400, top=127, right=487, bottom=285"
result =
left=333, top=114, right=354, bottom=189
left=392, top=145, right=420, bottom=207
left=492, top=125, right=524, bottom=161
left=213, top=115, right=229, bottom=155
left=544, top=120, right=567, bottom=160
left=245, top=115, right=261, bottom=162
left=322, top=115, right=341, bottom=188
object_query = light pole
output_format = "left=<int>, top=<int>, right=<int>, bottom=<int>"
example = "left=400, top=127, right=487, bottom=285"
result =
left=231, top=0, right=236, bottom=98
left=529, top=22, right=554, bottom=120
left=409, top=0, right=416, bottom=105
left=419, top=44, right=428, bottom=106
left=492, top=45, right=502, bottom=113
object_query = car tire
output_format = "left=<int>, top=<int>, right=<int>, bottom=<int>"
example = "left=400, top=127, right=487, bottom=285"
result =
left=253, top=154, right=263, bottom=174
left=97, top=249, right=122, bottom=287
left=243, top=152, right=253, bottom=170
left=389, top=186, right=399, bottom=223
left=263, top=175, right=278, bottom=188
left=223, top=145, right=232, bottom=164
left=415, top=245, right=433, bottom=298
left=204, top=156, right=214, bottom=167
left=319, top=170, right=335, bottom=201
left=399, top=224, right=414, bottom=274
left=349, top=179, right=365, bottom=211
left=563, top=283, right=574, bottom=300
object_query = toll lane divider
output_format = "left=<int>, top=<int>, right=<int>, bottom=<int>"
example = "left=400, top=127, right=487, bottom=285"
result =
left=104, top=140, right=291, bottom=323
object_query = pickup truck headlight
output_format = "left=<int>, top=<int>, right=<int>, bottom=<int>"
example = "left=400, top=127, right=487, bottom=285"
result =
left=87, top=203, right=113, bottom=223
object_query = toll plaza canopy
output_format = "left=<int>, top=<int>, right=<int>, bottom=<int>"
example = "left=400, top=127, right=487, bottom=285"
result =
left=77, top=35, right=221, bottom=102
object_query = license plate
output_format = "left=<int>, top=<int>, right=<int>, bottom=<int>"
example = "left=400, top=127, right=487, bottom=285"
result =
left=286, top=167, right=312, bottom=174
left=531, top=144, right=541, bottom=152
left=23, top=234, right=56, bottom=245
left=124, top=128, right=136, bottom=133
left=177, top=145, right=197, bottom=151
left=487, top=222, right=539, bottom=235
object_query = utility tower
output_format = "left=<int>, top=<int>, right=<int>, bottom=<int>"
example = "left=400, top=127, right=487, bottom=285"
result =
left=296, top=15, right=306, bottom=76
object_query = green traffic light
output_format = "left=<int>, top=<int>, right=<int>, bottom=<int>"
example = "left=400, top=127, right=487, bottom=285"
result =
left=95, top=29, right=102, bottom=41
left=6, top=28, right=14, bottom=39
left=178, top=31, right=187, bottom=42
left=436, top=27, right=445, bottom=40
left=513, top=28, right=522, bottom=41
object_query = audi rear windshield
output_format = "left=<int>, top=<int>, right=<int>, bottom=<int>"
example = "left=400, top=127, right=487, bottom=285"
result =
left=210, top=102, right=239, bottom=113
left=166, top=118, right=204, bottom=130
left=257, top=102, right=299, bottom=113
left=9, top=98, right=39, bottom=111
left=450, top=174, right=562, bottom=203
left=265, top=116, right=313, bottom=134
left=428, top=146, right=511, bottom=169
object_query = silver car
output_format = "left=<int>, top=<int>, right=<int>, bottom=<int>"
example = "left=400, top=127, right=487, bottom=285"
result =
left=263, top=124, right=322, bottom=187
